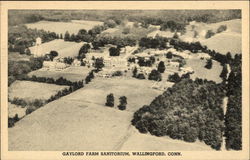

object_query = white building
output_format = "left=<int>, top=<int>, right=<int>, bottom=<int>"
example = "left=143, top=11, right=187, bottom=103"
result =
left=33, top=37, right=43, bottom=57
left=43, top=61, right=68, bottom=70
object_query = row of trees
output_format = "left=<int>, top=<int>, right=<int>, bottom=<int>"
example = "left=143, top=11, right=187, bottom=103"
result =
left=139, top=36, right=168, bottom=49
left=132, top=78, right=226, bottom=150
left=105, top=93, right=127, bottom=110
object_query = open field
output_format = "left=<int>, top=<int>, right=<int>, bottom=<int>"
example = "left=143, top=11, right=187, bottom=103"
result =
left=9, top=78, right=211, bottom=151
left=147, top=30, right=174, bottom=38
left=181, top=19, right=241, bottom=55
left=101, top=26, right=156, bottom=40
left=65, top=77, right=164, bottom=112
left=200, top=32, right=241, bottom=56
left=186, top=59, right=222, bottom=83
left=25, top=20, right=103, bottom=35
left=8, top=80, right=69, bottom=101
left=28, top=66, right=93, bottom=82
left=29, top=39, right=85, bottom=57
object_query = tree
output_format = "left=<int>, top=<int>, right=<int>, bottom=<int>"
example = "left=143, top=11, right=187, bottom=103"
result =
left=205, top=30, right=215, bottom=39
left=132, top=67, right=138, bottom=77
left=157, top=61, right=166, bottom=73
left=173, top=32, right=179, bottom=39
left=168, top=73, right=181, bottom=83
left=104, top=19, right=117, bottom=28
left=25, top=48, right=31, bottom=55
left=64, top=31, right=70, bottom=41
left=109, top=47, right=120, bottom=56
left=50, top=50, right=59, bottom=60
left=105, top=93, right=114, bottom=107
left=118, top=96, right=127, bottom=110
left=220, top=64, right=228, bottom=81
left=136, top=73, right=145, bottom=79
left=148, top=69, right=162, bottom=81
left=166, top=52, right=173, bottom=59
left=226, top=52, right=232, bottom=63
left=217, top=25, right=227, bottom=33
left=78, top=44, right=91, bottom=59
left=94, top=58, right=104, bottom=71
left=60, top=33, right=63, bottom=39
left=205, top=59, right=213, bottom=69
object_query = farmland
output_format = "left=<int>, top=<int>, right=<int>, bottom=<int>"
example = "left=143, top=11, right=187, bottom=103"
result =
left=8, top=80, right=69, bottom=101
left=65, top=77, right=164, bottom=112
left=8, top=78, right=211, bottom=151
left=28, top=66, right=93, bottom=82
left=186, top=59, right=223, bottom=83
left=200, top=32, right=241, bottom=56
left=25, top=20, right=103, bottom=35
left=180, top=19, right=242, bottom=55
left=29, top=39, right=85, bottom=57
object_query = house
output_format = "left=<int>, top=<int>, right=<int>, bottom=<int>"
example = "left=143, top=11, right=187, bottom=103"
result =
left=166, top=60, right=180, bottom=69
left=72, top=59, right=81, bottom=66
left=197, top=53, right=211, bottom=60
left=103, top=57, right=128, bottom=68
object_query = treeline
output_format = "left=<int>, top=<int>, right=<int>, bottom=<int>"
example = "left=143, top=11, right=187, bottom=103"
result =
left=132, top=78, right=226, bottom=150
left=139, top=37, right=168, bottom=49
left=8, top=25, right=59, bottom=54
left=225, top=54, right=242, bottom=150
left=9, top=10, right=241, bottom=27
left=18, top=75, right=81, bottom=86
left=63, top=25, right=137, bottom=48
left=8, top=56, right=45, bottom=86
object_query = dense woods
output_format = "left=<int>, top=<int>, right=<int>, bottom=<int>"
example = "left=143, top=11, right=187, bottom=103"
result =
left=132, top=78, right=226, bottom=150
left=8, top=56, right=45, bottom=86
left=9, top=10, right=241, bottom=27
left=225, top=54, right=242, bottom=150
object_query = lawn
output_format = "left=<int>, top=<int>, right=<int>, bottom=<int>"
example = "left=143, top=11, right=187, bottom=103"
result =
left=25, top=20, right=103, bottom=35
left=64, top=77, right=164, bottom=112
left=28, top=39, right=85, bottom=57
left=186, top=58, right=223, bottom=83
left=28, top=66, right=93, bottom=82
left=8, top=80, right=69, bottom=101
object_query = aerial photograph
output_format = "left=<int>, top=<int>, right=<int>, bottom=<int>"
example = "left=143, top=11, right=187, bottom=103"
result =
left=8, top=10, right=242, bottom=151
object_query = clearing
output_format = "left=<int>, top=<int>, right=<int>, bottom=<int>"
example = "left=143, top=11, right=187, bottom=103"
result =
left=186, top=58, right=223, bottom=83
left=29, top=39, right=85, bottom=57
left=28, top=66, right=93, bottom=82
left=25, top=20, right=103, bottom=35
left=8, top=80, right=69, bottom=101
